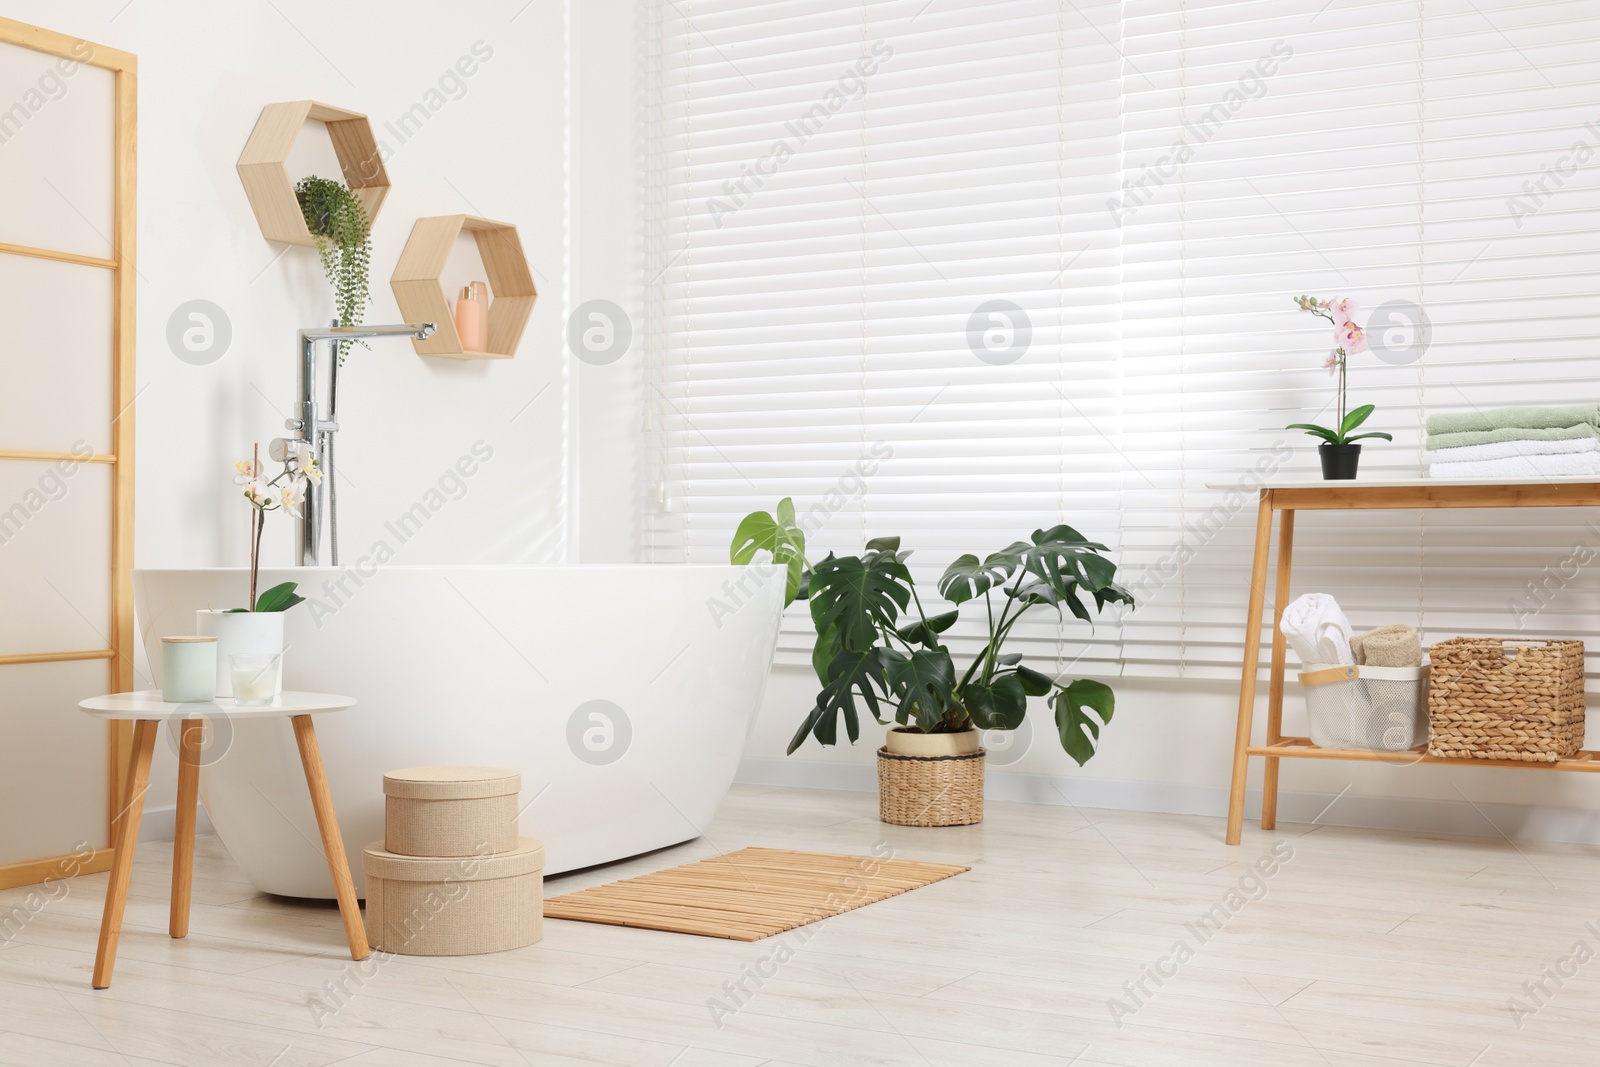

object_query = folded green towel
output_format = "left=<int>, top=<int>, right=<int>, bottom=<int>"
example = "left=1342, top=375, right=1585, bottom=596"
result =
left=1426, top=425, right=1600, bottom=450
left=1425, top=405, right=1599, bottom=436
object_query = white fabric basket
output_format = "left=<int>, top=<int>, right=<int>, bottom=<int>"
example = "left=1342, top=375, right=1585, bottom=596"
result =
left=1298, top=662, right=1430, bottom=752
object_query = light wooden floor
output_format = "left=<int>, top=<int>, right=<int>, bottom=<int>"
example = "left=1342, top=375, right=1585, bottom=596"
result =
left=1, top=784, right=1598, bottom=1066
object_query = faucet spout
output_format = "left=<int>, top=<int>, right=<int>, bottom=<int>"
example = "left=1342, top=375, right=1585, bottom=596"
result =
left=294, top=322, right=437, bottom=567
left=298, top=322, right=437, bottom=343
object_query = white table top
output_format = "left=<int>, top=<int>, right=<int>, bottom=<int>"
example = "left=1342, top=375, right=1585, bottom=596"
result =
left=78, top=691, right=356, bottom=720
left=1204, top=475, right=1600, bottom=491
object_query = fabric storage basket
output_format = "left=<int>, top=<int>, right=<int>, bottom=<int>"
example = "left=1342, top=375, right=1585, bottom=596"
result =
left=383, top=766, right=520, bottom=857
left=1428, top=638, right=1585, bottom=762
left=363, top=837, right=544, bottom=955
left=877, top=748, right=984, bottom=826
left=1299, top=662, right=1430, bottom=752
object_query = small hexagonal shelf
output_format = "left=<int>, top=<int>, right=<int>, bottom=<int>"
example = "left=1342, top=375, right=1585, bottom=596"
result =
left=237, top=100, right=389, bottom=246
left=391, top=215, right=537, bottom=360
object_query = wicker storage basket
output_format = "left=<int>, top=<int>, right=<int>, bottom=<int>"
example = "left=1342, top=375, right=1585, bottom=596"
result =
left=877, top=748, right=984, bottom=826
left=383, top=766, right=520, bottom=858
left=1427, top=638, right=1585, bottom=762
left=363, top=837, right=543, bottom=956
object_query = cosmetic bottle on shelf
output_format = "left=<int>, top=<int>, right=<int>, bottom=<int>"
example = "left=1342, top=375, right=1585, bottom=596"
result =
left=455, top=284, right=485, bottom=351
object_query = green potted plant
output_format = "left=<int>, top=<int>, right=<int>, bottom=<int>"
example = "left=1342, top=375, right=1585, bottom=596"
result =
left=1287, top=295, right=1393, bottom=480
left=732, top=503, right=1133, bottom=826
left=295, top=175, right=372, bottom=357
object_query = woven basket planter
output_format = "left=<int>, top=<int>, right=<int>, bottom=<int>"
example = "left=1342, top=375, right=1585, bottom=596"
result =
left=1427, top=638, right=1585, bottom=762
left=878, top=729, right=984, bottom=826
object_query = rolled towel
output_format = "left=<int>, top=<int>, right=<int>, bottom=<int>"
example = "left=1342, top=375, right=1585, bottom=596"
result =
left=1428, top=436, right=1600, bottom=463
left=1426, top=425, right=1599, bottom=450
left=1351, top=624, right=1422, bottom=668
left=1429, top=452, right=1600, bottom=479
left=1280, top=593, right=1354, bottom=666
left=1425, top=405, right=1600, bottom=436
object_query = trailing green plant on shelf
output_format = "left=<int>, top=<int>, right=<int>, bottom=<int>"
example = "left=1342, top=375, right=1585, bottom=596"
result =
left=295, top=175, right=371, bottom=358
left=730, top=501, right=1134, bottom=765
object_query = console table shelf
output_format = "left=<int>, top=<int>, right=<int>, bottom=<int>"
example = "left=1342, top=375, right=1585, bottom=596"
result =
left=1216, top=475, right=1600, bottom=845
left=1250, top=737, right=1600, bottom=771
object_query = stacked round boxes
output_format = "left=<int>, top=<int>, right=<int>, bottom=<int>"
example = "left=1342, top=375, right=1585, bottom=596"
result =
left=363, top=766, right=544, bottom=956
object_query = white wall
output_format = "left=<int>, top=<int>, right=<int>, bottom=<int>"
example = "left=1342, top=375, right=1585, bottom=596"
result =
left=0, top=0, right=575, bottom=584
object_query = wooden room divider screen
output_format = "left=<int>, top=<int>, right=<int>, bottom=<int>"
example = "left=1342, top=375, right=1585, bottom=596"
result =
left=0, top=17, right=136, bottom=889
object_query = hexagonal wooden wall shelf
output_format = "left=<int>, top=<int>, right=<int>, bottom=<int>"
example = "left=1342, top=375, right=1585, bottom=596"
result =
left=391, top=215, right=537, bottom=360
left=237, top=101, right=389, bottom=246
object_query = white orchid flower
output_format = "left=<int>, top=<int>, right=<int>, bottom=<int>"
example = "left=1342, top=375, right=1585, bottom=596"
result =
left=232, top=459, right=260, bottom=486
left=243, top=479, right=272, bottom=506
left=292, top=442, right=324, bottom=487
left=277, top=480, right=307, bottom=518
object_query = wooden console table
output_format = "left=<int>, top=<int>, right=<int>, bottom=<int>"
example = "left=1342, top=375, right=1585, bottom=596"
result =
left=1221, top=476, right=1600, bottom=846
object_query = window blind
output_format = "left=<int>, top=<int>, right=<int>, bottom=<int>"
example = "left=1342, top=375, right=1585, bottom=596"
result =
left=646, top=0, right=1600, bottom=677
left=1118, top=0, right=1600, bottom=677
left=644, top=0, right=1127, bottom=669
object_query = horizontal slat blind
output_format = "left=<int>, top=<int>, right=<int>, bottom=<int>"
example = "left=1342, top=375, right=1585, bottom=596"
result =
left=645, top=0, right=1127, bottom=669
left=647, top=0, right=1600, bottom=677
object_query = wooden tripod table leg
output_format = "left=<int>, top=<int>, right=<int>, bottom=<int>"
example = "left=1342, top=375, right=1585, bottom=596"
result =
left=170, top=718, right=203, bottom=938
left=93, top=719, right=158, bottom=989
left=1226, top=492, right=1275, bottom=846
left=290, top=714, right=369, bottom=961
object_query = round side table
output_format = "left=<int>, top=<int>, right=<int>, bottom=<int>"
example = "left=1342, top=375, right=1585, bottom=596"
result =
left=78, top=691, right=368, bottom=989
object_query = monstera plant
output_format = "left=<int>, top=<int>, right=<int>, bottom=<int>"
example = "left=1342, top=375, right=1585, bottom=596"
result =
left=731, top=504, right=1133, bottom=767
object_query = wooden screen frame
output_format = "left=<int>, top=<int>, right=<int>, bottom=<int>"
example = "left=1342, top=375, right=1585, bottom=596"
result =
left=0, top=18, right=136, bottom=889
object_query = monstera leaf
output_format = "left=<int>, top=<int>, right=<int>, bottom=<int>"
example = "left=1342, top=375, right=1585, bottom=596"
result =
left=808, top=551, right=912, bottom=654
left=730, top=498, right=808, bottom=606
left=1051, top=678, right=1115, bottom=767
left=938, top=551, right=1015, bottom=605
left=963, top=673, right=1027, bottom=730
left=787, top=647, right=888, bottom=754
left=882, top=648, right=956, bottom=732
left=896, top=609, right=959, bottom=649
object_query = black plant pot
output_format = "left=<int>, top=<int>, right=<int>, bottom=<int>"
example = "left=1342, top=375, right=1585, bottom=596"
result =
left=1318, top=442, right=1361, bottom=480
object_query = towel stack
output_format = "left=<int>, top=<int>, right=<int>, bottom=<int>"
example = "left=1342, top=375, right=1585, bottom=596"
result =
left=1425, top=405, right=1600, bottom=479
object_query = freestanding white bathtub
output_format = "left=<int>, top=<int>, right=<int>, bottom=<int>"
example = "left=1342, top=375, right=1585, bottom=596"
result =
left=134, top=566, right=782, bottom=898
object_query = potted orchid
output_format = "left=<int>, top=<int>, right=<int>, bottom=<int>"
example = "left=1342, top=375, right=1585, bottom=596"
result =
left=196, top=443, right=320, bottom=696
left=1287, top=295, right=1393, bottom=480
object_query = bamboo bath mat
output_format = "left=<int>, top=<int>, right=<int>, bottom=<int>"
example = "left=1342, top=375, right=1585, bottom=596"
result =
left=542, top=847, right=969, bottom=941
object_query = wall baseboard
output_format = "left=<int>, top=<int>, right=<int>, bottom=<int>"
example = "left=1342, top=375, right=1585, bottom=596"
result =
left=735, top=758, right=1600, bottom=847
left=136, top=804, right=214, bottom=845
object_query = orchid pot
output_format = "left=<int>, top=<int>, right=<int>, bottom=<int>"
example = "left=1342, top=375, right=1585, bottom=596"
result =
left=197, top=608, right=284, bottom=698
left=1318, top=443, right=1362, bottom=480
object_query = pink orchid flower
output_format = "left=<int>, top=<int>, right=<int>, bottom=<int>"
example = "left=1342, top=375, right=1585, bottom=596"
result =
left=1330, top=296, right=1359, bottom=321
left=1322, top=351, right=1340, bottom=375
left=1337, top=320, right=1367, bottom=355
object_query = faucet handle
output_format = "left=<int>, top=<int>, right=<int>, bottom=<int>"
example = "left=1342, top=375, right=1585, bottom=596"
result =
left=284, top=417, right=305, bottom=433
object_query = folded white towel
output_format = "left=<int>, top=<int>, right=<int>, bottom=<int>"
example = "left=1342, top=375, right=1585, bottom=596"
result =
left=1429, top=436, right=1600, bottom=463
left=1429, top=452, right=1600, bottom=479
left=1280, top=593, right=1354, bottom=666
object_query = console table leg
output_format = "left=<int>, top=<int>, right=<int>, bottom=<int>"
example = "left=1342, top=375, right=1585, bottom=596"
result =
left=1261, top=508, right=1295, bottom=831
left=170, top=718, right=203, bottom=938
left=1227, top=492, right=1275, bottom=845
left=291, top=714, right=369, bottom=961
left=93, top=719, right=158, bottom=989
